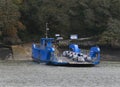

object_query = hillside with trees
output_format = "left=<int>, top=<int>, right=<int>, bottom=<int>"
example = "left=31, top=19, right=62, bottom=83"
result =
left=0, top=0, right=120, bottom=48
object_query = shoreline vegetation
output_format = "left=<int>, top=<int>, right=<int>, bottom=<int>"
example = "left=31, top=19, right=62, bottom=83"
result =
left=0, top=0, right=120, bottom=51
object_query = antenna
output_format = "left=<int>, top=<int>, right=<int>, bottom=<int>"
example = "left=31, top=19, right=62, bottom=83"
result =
left=46, top=23, right=49, bottom=38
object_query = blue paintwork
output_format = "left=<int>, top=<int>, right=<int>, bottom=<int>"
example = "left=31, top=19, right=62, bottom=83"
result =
left=32, top=38, right=101, bottom=65
left=69, top=44, right=80, bottom=53
left=89, top=46, right=101, bottom=64
left=32, top=38, right=55, bottom=63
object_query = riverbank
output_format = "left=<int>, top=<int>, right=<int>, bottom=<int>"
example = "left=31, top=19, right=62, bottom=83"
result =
left=0, top=43, right=120, bottom=61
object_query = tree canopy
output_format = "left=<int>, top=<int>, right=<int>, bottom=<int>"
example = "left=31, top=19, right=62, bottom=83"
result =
left=0, top=0, right=120, bottom=47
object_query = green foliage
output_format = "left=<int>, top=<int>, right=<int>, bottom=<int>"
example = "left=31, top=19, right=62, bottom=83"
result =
left=20, top=0, right=71, bottom=38
left=0, top=0, right=25, bottom=44
left=99, top=18, right=120, bottom=47
left=0, top=0, right=120, bottom=47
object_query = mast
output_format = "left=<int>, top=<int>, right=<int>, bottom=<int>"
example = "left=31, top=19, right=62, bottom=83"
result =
left=45, top=23, right=49, bottom=38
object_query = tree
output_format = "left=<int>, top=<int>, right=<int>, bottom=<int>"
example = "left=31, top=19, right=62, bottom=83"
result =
left=21, top=0, right=72, bottom=39
left=99, top=18, right=120, bottom=47
left=0, top=0, right=25, bottom=44
left=16, top=0, right=120, bottom=47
